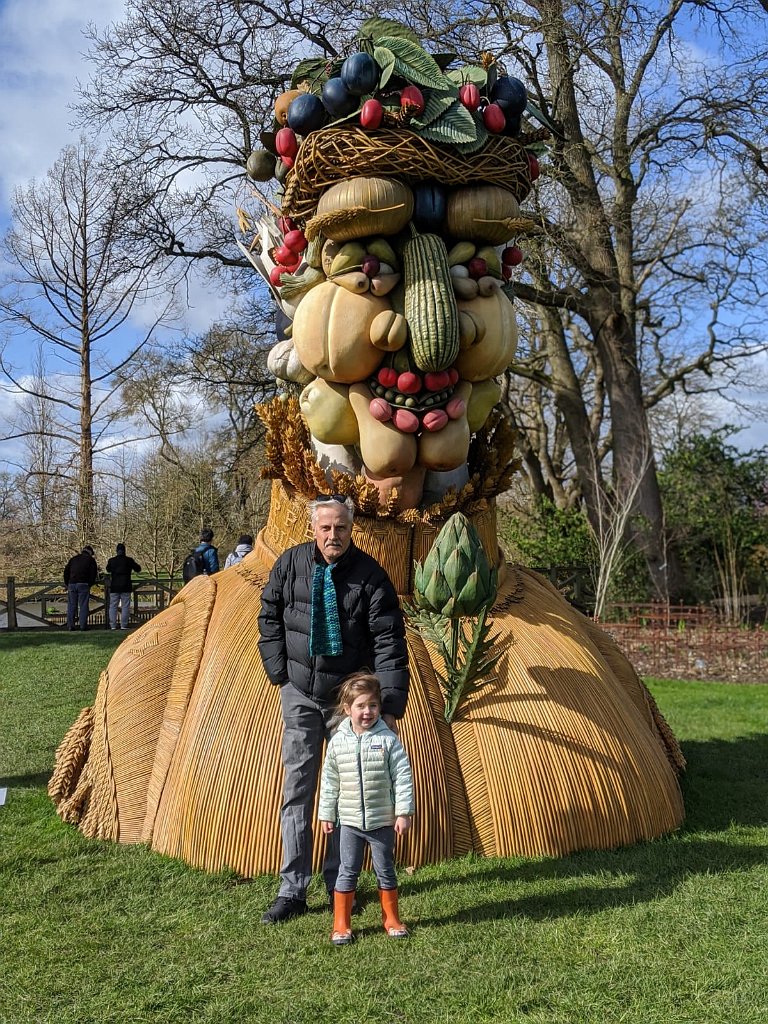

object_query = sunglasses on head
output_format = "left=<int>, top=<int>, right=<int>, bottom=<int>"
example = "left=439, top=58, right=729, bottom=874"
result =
left=316, top=493, right=348, bottom=504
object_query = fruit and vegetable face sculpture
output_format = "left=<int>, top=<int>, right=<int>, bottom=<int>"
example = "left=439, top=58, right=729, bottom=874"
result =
left=241, top=18, right=544, bottom=507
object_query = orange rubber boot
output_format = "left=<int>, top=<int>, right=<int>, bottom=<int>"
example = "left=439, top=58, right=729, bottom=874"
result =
left=379, top=888, right=409, bottom=938
left=331, top=890, right=355, bottom=945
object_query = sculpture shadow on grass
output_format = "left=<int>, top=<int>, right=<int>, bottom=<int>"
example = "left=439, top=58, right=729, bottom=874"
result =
left=405, top=732, right=768, bottom=925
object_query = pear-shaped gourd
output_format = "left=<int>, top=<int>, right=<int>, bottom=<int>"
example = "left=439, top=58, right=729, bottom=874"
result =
left=454, top=290, right=519, bottom=381
left=314, top=177, right=414, bottom=242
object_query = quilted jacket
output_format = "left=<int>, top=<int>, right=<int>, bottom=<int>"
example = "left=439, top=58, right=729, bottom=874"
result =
left=318, top=717, right=415, bottom=830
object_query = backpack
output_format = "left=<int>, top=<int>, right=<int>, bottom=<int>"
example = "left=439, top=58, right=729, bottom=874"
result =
left=182, top=549, right=207, bottom=583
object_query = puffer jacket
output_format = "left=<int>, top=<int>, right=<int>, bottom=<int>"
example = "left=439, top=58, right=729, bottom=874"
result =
left=257, top=541, right=409, bottom=717
left=318, top=717, right=415, bottom=830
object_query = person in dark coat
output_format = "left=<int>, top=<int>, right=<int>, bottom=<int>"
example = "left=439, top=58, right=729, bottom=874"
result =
left=64, top=545, right=98, bottom=631
left=257, top=494, right=409, bottom=924
left=194, top=528, right=219, bottom=574
left=106, top=543, right=142, bottom=630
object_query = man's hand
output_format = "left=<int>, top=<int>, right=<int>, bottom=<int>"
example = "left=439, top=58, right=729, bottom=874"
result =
left=320, top=820, right=335, bottom=834
left=394, top=815, right=411, bottom=835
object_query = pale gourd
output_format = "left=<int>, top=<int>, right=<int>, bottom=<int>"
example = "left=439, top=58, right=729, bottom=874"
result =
left=299, top=378, right=359, bottom=445
left=349, top=383, right=418, bottom=477
left=314, top=177, right=414, bottom=242
left=291, top=282, right=390, bottom=383
left=417, top=382, right=472, bottom=471
left=453, top=290, right=519, bottom=381
left=466, top=379, right=501, bottom=432
left=446, top=186, right=521, bottom=245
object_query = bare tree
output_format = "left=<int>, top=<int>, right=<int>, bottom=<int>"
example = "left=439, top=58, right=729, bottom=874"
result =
left=0, top=141, right=178, bottom=542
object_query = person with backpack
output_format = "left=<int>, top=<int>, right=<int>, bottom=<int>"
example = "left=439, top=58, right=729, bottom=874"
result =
left=224, top=534, right=254, bottom=569
left=106, top=543, right=142, bottom=630
left=182, top=528, right=219, bottom=583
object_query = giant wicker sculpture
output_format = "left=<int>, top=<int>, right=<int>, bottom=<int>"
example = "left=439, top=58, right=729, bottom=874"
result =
left=49, top=20, right=685, bottom=873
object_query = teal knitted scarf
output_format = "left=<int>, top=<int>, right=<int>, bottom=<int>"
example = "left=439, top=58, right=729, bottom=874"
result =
left=309, top=561, right=343, bottom=657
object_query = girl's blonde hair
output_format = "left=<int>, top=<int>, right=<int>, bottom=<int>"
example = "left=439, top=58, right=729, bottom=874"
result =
left=335, top=670, right=381, bottom=716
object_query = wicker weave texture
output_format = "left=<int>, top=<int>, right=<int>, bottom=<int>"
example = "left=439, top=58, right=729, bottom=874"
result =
left=50, top=490, right=684, bottom=873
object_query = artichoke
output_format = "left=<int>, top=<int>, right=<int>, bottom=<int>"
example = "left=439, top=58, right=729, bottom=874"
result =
left=413, top=512, right=498, bottom=617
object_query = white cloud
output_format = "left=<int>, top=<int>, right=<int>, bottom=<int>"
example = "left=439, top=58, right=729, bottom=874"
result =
left=0, top=0, right=125, bottom=214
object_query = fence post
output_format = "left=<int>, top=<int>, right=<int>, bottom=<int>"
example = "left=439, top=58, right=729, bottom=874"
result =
left=104, top=582, right=111, bottom=628
left=6, top=576, right=17, bottom=631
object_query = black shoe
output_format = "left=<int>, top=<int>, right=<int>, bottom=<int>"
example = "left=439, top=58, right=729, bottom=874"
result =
left=328, top=891, right=360, bottom=914
left=261, top=896, right=307, bottom=924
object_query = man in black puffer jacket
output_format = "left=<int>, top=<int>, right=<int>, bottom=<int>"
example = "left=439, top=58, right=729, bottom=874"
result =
left=63, top=545, right=98, bottom=631
left=258, top=494, right=409, bottom=924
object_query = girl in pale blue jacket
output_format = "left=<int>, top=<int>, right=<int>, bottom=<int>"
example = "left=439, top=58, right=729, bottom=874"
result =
left=319, top=671, right=414, bottom=945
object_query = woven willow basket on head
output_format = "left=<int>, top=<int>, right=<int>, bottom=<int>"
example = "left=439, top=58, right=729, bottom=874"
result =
left=282, top=127, right=536, bottom=223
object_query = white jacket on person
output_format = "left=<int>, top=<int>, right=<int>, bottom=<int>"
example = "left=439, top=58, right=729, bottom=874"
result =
left=318, top=716, right=415, bottom=831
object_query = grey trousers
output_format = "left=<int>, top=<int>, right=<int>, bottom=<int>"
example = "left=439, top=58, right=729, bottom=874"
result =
left=66, top=583, right=90, bottom=630
left=335, top=824, right=397, bottom=892
left=109, top=591, right=131, bottom=629
left=277, top=683, right=340, bottom=900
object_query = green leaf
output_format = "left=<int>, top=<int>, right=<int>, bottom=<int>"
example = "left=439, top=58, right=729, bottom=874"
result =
left=378, top=35, right=446, bottom=89
left=451, top=117, right=489, bottom=153
left=411, top=85, right=460, bottom=128
left=359, top=17, right=421, bottom=46
left=446, top=66, right=487, bottom=88
left=433, top=52, right=459, bottom=69
left=525, top=99, right=560, bottom=135
left=290, top=57, right=340, bottom=91
left=374, top=46, right=397, bottom=89
left=418, top=101, right=478, bottom=144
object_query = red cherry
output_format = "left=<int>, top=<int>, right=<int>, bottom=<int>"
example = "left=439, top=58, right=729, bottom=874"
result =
left=447, top=368, right=460, bottom=385
left=377, top=367, right=398, bottom=388
left=502, top=265, right=513, bottom=281
left=502, top=246, right=524, bottom=267
left=269, top=265, right=289, bottom=287
left=482, top=103, right=506, bottom=133
left=275, top=127, right=298, bottom=158
left=424, top=371, right=450, bottom=392
left=278, top=216, right=297, bottom=234
left=283, top=229, right=307, bottom=253
left=392, top=408, right=420, bottom=433
left=400, top=86, right=425, bottom=116
left=422, top=410, right=449, bottom=432
left=369, top=399, right=392, bottom=423
left=361, top=255, right=381, bottom=278
left=360, top=98, right=384, bottom=130
left=274, top=244, right=300, bottom=267
left=459, top=83, right=481, bottom=111
left=467, top=257, right=488, bottom=280
left=527, top=152, right=540, bottom=181
left=397, top=371, right=422, bottom=395
left=280, top=154, right=294, bottom=169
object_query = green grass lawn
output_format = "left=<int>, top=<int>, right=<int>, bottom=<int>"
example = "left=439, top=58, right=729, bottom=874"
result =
left=1, top=633, right=767, bottom=1024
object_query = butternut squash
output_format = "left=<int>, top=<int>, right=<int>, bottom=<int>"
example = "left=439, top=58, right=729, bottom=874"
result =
left=466, top=379, right=501, bottom=432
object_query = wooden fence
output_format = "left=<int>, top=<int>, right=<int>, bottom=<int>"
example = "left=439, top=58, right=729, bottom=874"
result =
left=1, top=577, right=185, bottom=631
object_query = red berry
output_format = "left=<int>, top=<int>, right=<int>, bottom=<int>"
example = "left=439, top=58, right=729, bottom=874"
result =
left=377, top=367, right=398, bottom=388
left=467, top=257, right=488, bottom=280
left=502, top=264, right=513, bottom=281
left=360, top=98, right=384, bottom=130
left=283, top=229, right=307, bottom=253
left=269, top=265, right=289, bottom=287
left=502, top=246, right=524, bottom=267
left=397, top=371, right=422, bottom=395
left=361, top=255, right=381, bottom=278
left=278, top=216, right=297, bottom=234
left=280, top=154, right=294, bottom=169
left=482, top=103, right=506, bottom=133
left=447, top=368, right=460, bottom=385
left=275, top=127, right=298, bottom=158
left=459, top=83, right=481, bottom=111
left=527, top=152, right=540, bottom=181
left=400, top=86, right=425, bottom=116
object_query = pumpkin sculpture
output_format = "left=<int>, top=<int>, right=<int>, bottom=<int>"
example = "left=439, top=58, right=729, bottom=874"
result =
left=49, top=19, right=685, bottom=876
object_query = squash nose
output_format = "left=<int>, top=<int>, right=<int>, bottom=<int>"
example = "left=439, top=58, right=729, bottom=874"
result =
left=403, top=231, right=460, bottom=374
